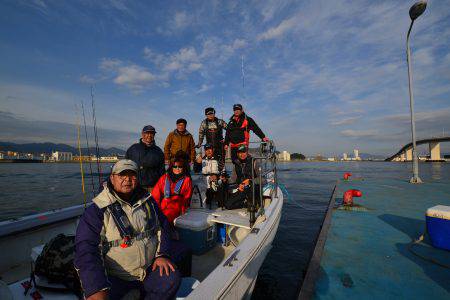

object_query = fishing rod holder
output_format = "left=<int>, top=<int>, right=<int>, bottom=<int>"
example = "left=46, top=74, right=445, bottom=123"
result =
left=248, top=140, right=278, bottom=227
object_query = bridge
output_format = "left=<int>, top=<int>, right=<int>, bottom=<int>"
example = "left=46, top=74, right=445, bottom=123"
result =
left=386, top=136, right=450, bottom=161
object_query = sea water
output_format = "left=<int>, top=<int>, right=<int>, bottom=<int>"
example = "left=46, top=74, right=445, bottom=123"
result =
left=1, top=161, right=449, bottom=299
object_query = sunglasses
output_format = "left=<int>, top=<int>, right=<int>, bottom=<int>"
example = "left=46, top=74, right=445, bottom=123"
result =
left=172, top=165, right=184, bottom=169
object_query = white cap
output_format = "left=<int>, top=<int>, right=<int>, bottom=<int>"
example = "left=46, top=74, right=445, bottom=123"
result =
left=111, top=159, right=138, bottom=174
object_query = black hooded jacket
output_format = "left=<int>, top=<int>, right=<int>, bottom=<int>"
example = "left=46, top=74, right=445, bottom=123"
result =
left=224, top=112, right=265, bottom=146
left=125, top=139, right=165, bottom=187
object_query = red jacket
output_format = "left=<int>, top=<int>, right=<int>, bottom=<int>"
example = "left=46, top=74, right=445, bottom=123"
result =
left=152, top=173, right=192, bottom=224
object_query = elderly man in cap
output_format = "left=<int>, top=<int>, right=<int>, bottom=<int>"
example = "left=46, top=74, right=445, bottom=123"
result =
left=197, top=107, right=227, bottom=164
left=224, top=104, right=269, bottom=162
left=164, top=118, right=195, bottom=163
left=126, top=125, right=165, bottom=192
left=74, top=159, right=180, bottom=300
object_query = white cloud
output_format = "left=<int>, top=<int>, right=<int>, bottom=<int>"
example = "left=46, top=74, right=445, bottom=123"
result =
left=340, top=129, right=379, bottom=138
left=330, top=116, right=361, bottom=126
left=196, top=84, right=213, bottom=93
left=113, top=65, right=156, bottom=88
left=257, top=16, right=297, bottom=41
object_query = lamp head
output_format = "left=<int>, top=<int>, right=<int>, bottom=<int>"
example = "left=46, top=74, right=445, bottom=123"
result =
left=409, top=1, right=427, bottom=21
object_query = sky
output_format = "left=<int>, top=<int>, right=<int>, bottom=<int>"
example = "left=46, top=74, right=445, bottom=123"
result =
left=1, top=0, right=449, bottom=156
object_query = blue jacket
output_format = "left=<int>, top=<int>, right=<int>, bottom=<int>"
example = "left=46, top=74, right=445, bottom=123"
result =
left=74, top=185, right=172, bottom=297
left=126, top=140, right=165, bottom=187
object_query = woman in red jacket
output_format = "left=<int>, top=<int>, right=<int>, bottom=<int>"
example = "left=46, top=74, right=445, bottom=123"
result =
left=152, top=152, right=192, bottom=224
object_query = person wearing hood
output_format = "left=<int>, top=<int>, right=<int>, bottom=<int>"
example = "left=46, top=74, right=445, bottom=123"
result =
left=125, top=125, right=165, bottom=192
left=74, top=160, right=180, bottom=300
left=224, top=104, right=269, bottom=162
left=151, top=151, right=193, bottom=224
left=164, top=118, right=196, bottom=163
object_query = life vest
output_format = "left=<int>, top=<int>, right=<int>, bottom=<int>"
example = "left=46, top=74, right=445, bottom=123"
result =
left=230, top=116, right=249, bottom=148
left=105, top=195, right=159, bottom=249
left=164, top=176, right=185, bottom=199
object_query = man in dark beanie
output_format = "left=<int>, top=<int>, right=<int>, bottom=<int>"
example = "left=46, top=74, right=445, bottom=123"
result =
left=197, top=107, right=227, bottom=164
left=125, top=125, right=165, bottom=192
left=164, top=118, right=195, bottom=163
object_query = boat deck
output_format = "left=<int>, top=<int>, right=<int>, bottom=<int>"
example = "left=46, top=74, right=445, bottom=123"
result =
left=302, top=176, right=450, bottom=299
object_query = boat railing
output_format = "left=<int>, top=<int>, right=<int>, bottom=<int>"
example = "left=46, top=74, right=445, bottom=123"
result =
left=248, top=140, right=278, bottom=226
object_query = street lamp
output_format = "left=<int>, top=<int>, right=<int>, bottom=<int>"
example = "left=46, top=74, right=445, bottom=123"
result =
left=406, top=1, right=427, bottom=184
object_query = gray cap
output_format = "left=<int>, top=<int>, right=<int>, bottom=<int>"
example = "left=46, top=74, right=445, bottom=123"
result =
left=111, top=159, right=138, bottom=174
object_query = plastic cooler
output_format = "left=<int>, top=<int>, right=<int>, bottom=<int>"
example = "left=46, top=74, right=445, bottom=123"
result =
left=426, top=205, right=450, bottom=251
left=174, top=210, right=217, bottom=255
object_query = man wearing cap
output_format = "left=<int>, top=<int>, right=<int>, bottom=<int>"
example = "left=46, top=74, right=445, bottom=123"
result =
left=125, top=125, right=165, bottom=192
left=197, top=107, right=227, bottom=163
left=74, top=160, right=180, bottom=300
left=164, top=118, right=195, bottom=163
left=224, top=104, right=269, bottom=162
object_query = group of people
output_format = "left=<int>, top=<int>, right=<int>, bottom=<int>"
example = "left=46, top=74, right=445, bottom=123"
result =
left=74, top=104, right=269, bottom=300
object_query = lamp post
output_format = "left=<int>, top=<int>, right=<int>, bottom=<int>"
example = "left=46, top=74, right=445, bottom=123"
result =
left=406, top=1, right=427, bottom=184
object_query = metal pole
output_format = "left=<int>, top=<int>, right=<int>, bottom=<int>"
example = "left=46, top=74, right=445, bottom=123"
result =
left=406, top=20, right=422, bottom=184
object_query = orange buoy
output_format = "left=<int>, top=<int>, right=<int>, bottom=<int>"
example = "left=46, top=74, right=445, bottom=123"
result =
left=343, top=189, right=362, bottom=206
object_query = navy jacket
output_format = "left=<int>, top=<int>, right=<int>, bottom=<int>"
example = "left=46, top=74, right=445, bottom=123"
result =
left=126, top=140, right=165, bottom=187
left=74, top=188, right=172, bottom=297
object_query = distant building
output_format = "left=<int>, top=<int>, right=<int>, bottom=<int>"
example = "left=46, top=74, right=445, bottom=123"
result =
left=354, top=149, right=360, bottom=161
left=327, top=157, right=336, bottom=161
left=277, top=151, right=291, bottom=161
left=100, top=156, right=119, bottom=162
left=0, top=152, right=4, bottom=159
left=342, top=153, right=348, bottom=161
left=52, top=151, right=73, bottom=161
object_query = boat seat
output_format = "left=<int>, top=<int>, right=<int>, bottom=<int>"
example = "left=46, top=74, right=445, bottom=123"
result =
left=208, top=208, right=251, bottom=229
left=176, top=277, right=200, bottom=299
left=30, top=244, right=200, bottom=299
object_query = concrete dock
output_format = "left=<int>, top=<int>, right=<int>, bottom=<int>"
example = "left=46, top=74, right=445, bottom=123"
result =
left=299, top=176, right=450, bottom=299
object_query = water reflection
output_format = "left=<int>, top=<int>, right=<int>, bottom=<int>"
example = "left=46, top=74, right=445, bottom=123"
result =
left=431, top=162, right=442, bottom=180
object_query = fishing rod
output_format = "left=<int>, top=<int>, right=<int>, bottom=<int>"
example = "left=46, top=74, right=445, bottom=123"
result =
left=90, top=86, right=102, bottom=187
left=76, top=109, right=87, bottom=208
left=81, top=101, right=96, bottom=197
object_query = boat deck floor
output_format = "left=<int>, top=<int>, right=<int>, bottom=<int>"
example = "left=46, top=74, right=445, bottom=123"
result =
left=192, top=243, right=235, bottom=281
left=313, top=177, right=450, bottom=299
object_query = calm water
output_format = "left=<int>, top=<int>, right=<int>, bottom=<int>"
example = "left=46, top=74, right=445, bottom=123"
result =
left=1, top=161, right=449, bottom=299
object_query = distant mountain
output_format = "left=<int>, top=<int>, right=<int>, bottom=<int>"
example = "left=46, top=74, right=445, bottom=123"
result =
left=359, top=153, right=386, bottom=160
left=0, top=141, right=126, bottom=156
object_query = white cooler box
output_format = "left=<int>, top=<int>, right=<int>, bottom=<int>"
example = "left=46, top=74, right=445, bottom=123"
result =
left=174, top=210, right=217, bottom=255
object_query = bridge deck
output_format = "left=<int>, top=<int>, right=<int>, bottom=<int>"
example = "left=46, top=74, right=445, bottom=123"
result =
left=308, top=177, right=450, bottom=299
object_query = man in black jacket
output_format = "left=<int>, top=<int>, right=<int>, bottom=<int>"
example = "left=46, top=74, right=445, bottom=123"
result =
left=224, top=104, right=269, bottom=162
left=126, top=125, right=165, bottom=192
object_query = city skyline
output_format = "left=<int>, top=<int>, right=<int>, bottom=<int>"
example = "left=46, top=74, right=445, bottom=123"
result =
left=1, top=1, right=450, bottom=156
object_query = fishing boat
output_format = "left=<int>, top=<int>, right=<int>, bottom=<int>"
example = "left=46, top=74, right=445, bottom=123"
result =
left=0, top=141, right=284, bottom=299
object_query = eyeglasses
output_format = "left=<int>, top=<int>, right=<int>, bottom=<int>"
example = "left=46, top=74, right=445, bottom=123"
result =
left=114, top=173, right=137, bottom=180
left=172, top=165, right=183, bottom=170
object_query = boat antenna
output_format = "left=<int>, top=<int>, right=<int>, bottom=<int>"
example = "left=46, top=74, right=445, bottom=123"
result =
left=76, top=107, right=87, bottom=208
left=90, top=85, right=102, bottom=187
left=241, top=55, right=245, bottom=101
left=81, top=101, right=96, bottom=197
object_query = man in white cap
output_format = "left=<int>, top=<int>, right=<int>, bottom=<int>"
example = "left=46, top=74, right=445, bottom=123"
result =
left=75, top=159, right=180, bottom=300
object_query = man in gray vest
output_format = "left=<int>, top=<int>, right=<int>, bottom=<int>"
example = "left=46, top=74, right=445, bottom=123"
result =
left=74, top=160, right=180, bottom=300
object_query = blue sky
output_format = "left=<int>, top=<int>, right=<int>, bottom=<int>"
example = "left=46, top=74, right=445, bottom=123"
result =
left=1, top=0, right=449, bottom=156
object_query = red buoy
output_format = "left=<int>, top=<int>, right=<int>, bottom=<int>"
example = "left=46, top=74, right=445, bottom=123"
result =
left=343, top=172, right=352, bottom=180
left=343, top=189, right=362, bottom=206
